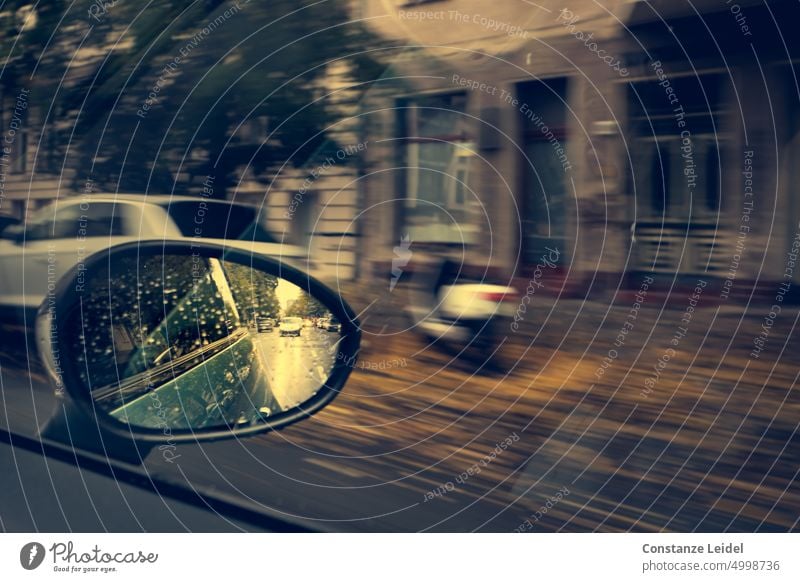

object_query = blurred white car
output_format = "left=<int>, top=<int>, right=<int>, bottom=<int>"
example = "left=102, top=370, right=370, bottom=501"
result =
left=0, top=195, right=309, bottom=325
left=279, top=317, right=303, bottom=337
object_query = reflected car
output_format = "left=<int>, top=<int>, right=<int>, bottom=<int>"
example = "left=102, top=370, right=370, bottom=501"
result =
left=256, top=317, right=274, bottom=332
left=326, top=317, right=342, bottom=333
left=279, top=317, right=303, bottom=337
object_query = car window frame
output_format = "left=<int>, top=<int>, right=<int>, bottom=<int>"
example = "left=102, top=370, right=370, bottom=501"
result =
left=23, top=201, right=133, bottom=242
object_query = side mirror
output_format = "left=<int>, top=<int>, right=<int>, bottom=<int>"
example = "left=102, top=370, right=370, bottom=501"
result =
left=36, top=241, right=360, bottom=463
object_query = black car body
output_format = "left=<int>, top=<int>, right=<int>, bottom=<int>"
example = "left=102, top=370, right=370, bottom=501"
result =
left=256, top=317, right=274, bottom=332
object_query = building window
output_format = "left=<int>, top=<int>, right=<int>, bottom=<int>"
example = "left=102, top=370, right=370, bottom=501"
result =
left=518, top=77, right=569, bottom=265
left=629, top=72, right=727, bottom=221
left=628, top=71, right=732, bottom=275
left=12, top=131, right=27, bottom=174
left=397, top=92, right=477, bottom=243
left=650, top=142, right=671, bottom=215
left=705, top=142, right=721, bottom=212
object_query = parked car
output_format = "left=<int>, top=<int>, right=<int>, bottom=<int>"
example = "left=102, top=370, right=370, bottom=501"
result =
left=279, top=316, right=303, bottom=337
left=0, top=214, right=19, bottom=235
left=0, top=195, right=311, bottom=327
left=256, top=317, right=275, bottom=332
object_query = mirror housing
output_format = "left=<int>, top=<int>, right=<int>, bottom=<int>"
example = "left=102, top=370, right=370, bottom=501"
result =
left=36, top=241, right=361, bottom=463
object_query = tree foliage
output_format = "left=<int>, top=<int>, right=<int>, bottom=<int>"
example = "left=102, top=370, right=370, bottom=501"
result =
left=0, top=0, right=385, bottom=195
left=223, top=262, right=280, bottom=321
left=284, top=292, right=327, bottom=318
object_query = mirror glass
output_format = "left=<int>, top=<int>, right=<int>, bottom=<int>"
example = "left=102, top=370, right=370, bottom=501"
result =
left=60, top=253, right=344, bottom=431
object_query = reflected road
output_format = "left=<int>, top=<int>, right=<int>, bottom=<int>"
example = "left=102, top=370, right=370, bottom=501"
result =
left=250, top=326, right=339, bottom=411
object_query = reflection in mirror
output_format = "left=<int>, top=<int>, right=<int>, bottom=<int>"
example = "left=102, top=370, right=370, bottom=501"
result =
left=62, top=253, right=343, bottom=431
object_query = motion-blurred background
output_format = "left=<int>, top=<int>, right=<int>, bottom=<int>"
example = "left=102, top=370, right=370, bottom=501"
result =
left=1, top=0, right=799, bottom=532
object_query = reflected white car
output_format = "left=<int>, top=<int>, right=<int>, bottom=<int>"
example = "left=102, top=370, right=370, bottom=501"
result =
left=279, top=317, right=303, bottom=337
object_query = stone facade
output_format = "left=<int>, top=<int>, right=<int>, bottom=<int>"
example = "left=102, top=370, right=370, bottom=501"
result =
left=355, top=0, right=799, bottom=299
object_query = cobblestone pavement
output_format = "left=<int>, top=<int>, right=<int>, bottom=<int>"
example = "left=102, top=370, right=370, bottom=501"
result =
left=3, top=290, right=798, bottom=531
left=259, top=288, right=800, bottom=531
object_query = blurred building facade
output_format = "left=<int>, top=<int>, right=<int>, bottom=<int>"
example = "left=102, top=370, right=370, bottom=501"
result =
left=0, top=4, right=366, bottom=282
left=251, top=60, right=364, bottom=281
left=353, top=0, right=800, bottom=298
left=3, top=0, right=800, bottom=296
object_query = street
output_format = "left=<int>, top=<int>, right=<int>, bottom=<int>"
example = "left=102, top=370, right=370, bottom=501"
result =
left=2, top=295, right=798, bottom=532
